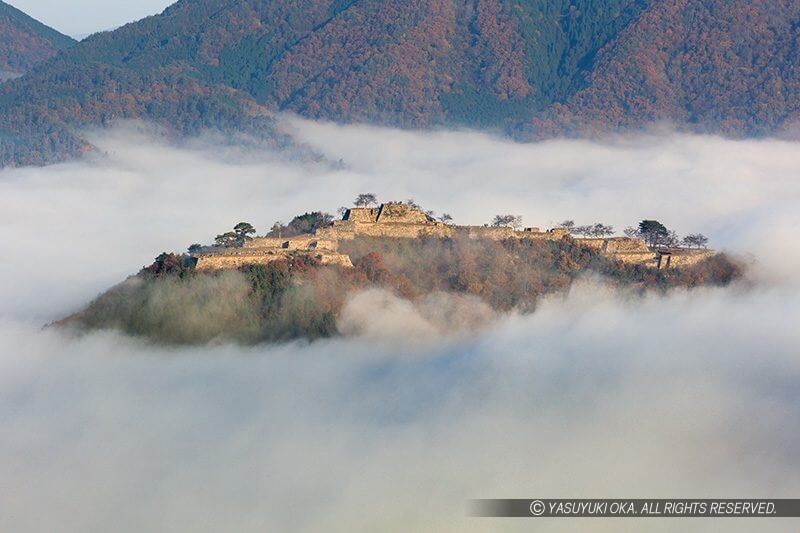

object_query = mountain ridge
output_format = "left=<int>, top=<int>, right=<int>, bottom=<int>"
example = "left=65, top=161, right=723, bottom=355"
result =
left=0, top=1, right=75, bottom=75
left=2, top=0, right=800, bottom=167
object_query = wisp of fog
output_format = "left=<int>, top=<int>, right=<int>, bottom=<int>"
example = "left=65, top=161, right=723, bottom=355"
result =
left=0, top=119, right=799, bottom=532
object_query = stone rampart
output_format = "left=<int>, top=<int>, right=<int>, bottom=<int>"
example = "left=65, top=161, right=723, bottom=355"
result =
left=460, top=226, right=516, bottom=240
left=192, top=202, right=711, bottom=272
left=575, top=237, right=652, bottom=253
left=348, top=221, right=454, bottom=239
left=245, top=236, right=338, bottom=251
left=375, top=202, right=430, bottom=224
left=456, top=226, right=569, bottom=241
left=317, top=218, right=454, bottom=240
left=575, top=238, right=606, bottom=250
left=343, top=207, right=379, bottom=223
left=604, top=237, right=651, bottom=253
left=574, top=237, right=721, bottom=267
left=195, top=248, right=352, bottom=270
left=655, top=249, right=715, bottom=269
left=611, top=252, right=659, bottom=266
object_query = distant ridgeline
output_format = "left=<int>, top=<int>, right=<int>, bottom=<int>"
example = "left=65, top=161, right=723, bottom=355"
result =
left=5, top=0, right=800, bottom=166
left=62, top=201, right=741, bottom=345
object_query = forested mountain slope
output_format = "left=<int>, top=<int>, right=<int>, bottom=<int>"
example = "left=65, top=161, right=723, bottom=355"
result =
left=2, top=0, right=799, bottom=167
left=532, top=0, right=800, bottom=137
left=0, top=1, right=74, bottom=76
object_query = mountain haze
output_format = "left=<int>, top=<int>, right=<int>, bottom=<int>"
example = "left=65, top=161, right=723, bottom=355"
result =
left=0, top=1, right=74, bottom=76
left=2, top=0, right=800, bottom=166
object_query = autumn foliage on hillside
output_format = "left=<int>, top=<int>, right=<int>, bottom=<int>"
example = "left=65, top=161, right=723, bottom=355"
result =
left=4, top=0, right=800, bottom=166
left=534, top=0, right=800, bottom=137
left=0, top=1, right=74, bottom=74
left=65, top=235, right=742, bottom=344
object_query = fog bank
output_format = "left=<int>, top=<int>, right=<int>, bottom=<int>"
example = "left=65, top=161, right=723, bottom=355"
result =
left=1, top=120, right=799, bottom=531
left=2, top=283, right=798, bottom=532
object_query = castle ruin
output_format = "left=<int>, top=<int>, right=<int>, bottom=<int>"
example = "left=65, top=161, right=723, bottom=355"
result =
left=193, top=202, right=713, bottom=271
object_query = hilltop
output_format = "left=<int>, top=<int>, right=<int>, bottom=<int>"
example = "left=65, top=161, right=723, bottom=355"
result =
left=0, top=1, right=74, bottom=77
left=61, top=200, right=742, bottom=344
left=3, top=0, right=800, bottom=166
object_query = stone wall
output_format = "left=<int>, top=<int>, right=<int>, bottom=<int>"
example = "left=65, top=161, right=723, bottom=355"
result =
left=195, top=248, right=352, bottom=270
left=326, top=204, right=572, bottom=243
left=245, top=236, right=338, bottom=251
left=575, top=238, right=606, bottom=250
left=655, top=249, right=715, bottom=269
left=343, top=207, right=379, bottom=223
left=195, top=249, right=288, bottom=270
left=375, top=202, right=430, bottom=224
left=604, top=237, right=651, bottom=253
left=460, top=226, right=516, bottom=240
left=345, top=221, right=454, bottom=239
left=575, top=237, right=652, bottom=253
left=570, top=238, right=715, bottom=268
left=574, top=237, right=657, bottom=265
left=245, top=237, right=288, bottom=249
left=574, top=237, right=715, bottom=267
left=318, top=218, right=454, bottom=240
left=460, top=226, right=570, bottom=241
left=192, top=202, right=711, bottom=272
left=611, top=251, right=658, bottom=266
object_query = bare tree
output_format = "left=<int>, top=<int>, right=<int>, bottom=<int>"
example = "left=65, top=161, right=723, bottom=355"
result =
left=491, top=214, right=523, bottom=229
left=623, top=226, right=640, bottom=239
left=354, top=193, right=378, bottom=207
left=590, top=223, right=614, bottom=237
left=405, top=198, right=421, bottom=210
left=572, top=225, right=591, bottom=237
left=663, top=230, right=680, bottom=248
left=681, top=233, right=709, bottom=248
left=559, top=220, right=575, bottom=230
left=440, top=213, right=453, bottom=224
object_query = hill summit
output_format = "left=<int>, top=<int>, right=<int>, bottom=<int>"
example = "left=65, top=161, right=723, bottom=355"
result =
left=60, top=199, right=741, bottom=345
left=0, top=1, right=74, bottom=77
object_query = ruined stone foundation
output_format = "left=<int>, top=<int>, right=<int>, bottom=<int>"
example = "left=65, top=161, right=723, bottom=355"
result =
left=194, top=236, right=353, bottom=271
left=193, top=202, right=712, bottom=271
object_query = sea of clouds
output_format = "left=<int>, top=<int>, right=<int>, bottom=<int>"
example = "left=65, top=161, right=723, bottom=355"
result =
left=1, top=119, right=799, bottom=532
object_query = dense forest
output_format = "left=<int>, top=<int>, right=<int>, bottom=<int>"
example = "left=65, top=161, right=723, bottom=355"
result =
left=63, top=235, right=742, bottom=345
left=3, top=0, right=800, bottom=166
left=0, top=1, right=74, bottom=75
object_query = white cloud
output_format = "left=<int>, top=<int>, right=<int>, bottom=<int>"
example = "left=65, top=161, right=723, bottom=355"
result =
left=0, top=120, right=799, bottom=532
left=337, top=289, right=496, bottom=343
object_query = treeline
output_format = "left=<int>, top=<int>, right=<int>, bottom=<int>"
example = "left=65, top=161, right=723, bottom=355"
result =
left=558, top=219, right=709, bottom=249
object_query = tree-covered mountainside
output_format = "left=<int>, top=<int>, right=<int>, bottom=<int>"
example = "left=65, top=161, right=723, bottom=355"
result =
left=2, top=0, right=800, bottom=166
left=532, top=0, right=800, bottom=138
left=0, top=1, right=74, bottom=75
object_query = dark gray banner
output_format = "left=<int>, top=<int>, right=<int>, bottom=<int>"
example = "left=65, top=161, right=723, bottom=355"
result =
left=471, top=499, right=800, bottom=518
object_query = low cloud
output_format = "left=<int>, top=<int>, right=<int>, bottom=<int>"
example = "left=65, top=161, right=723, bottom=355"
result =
left=2, top=283, right=799, bottom=532
left=337, top=289, right=496, bottom=343
left=0, top=120, right=799, bottom=531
